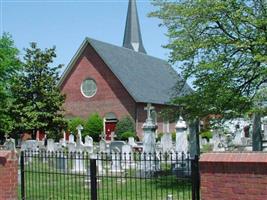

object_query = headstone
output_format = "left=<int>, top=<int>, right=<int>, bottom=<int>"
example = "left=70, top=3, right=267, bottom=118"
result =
left=161, top=132, right=173, bottom=153
left=21, top=140, right=38, bottom=151
left=263, top=116, right=267, bottom=140
left=110, top=147, right=123, bottom=172
left=71, top=152, right=86, bottom=173
left=128, top=137, right=137, bottom=147
left=69, top=134, right=75, bottom=143
left=3, top=138, right=16, bottom=151
left=84, top=135, right=93, bottom=154
left=85, top=136, right=93, bottom=147
left=175, top=117, right=188, bottom=153
left=47, top=139, right=55, bottom=152
left=67, top=142, right=76, bottom=152
left=99, top=139, right=107, bottom=153
left=110, top=141, right=126, bottom=153
left=121, top=144, right=133, bottom=169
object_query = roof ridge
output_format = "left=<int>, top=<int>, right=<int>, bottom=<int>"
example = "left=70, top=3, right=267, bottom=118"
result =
left=86, top=37, right=169, bottom=64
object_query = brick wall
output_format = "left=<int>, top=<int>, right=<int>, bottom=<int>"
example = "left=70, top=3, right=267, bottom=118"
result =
left=60, top=44, right=136, bottom=120
left=0, top=151, right=18, bottom=200
left=200, top=153, right=267, bottom=200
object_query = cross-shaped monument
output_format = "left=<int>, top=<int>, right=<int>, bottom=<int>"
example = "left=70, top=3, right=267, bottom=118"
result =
left=76, top=125, right=84, bottom=144
left=144, top=103, right=155, bottom=121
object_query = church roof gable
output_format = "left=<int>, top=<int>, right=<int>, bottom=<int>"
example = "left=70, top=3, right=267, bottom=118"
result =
left=59, top=38, right=191, bottom=105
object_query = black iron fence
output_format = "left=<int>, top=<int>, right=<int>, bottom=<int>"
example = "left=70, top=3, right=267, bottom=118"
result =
left=20, top=150, right=199, bottom=200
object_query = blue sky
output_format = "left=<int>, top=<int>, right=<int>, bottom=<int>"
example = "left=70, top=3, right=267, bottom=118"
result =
left=1, top=0, right=172, bottom=74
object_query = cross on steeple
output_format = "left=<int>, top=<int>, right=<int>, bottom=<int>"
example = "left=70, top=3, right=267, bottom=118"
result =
left=123, top=0, right=146, bottom=54
left=144, top=103, right=155, bottom=120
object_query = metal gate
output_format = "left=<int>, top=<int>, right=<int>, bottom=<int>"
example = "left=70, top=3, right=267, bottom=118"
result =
left=20, top=150, right=200, bottom=200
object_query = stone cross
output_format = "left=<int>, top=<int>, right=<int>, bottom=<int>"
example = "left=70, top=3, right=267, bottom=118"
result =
left=76, top=125, right=83, bottom=144
left=144, top=103, right=155, bottom=120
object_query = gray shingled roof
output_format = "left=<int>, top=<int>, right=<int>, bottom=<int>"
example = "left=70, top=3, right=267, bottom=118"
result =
left=59, top=38, right=192, bottom=105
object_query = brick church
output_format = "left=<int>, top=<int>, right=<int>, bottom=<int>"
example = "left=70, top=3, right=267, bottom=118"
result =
left=59, top=0, right=191, bottom=139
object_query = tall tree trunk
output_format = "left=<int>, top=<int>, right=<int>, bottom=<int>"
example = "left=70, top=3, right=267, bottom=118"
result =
left=252, top=112, right=262, bottom=151
left=189, top=119, right=200, bottom=157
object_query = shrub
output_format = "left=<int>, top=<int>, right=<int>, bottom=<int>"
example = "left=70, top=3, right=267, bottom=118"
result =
left=156, top=132, right=164, bottom=142
left=171, top=132, right=176, bottom=141
left=200, top=130, right=212, bottom=141
left=68, top=117, right=85, bottom=135
left=115, top=116, right=135, bottom=140
left=85, top=113, right=103, bottom=141
left=120, top=131, right=135, bottom=141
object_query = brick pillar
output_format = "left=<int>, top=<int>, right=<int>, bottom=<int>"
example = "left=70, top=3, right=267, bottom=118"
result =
left=200, top=153, right=267, bottom=200
left=0, top=151, right=18, bottom=200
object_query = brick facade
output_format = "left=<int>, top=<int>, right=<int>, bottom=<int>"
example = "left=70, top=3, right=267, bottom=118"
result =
left=200, top=153, right=267, bottom=200
left=0, top=151, right=18, bottom=200
left=60, top=44, right=136, bottom=120
left=60, top=44, right=177, bottom=138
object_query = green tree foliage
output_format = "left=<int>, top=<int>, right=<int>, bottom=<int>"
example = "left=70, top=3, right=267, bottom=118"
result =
left=9, top=43, right=66, bottom=138
left=151, top=0, right=267, bottom=119
left=85, top=113, right=103, bottom=141
left=115, top=116, right=135, bottom=140
left=0, top=33, right=20, bottom=136
left=68, top=117, right=86, bottom=135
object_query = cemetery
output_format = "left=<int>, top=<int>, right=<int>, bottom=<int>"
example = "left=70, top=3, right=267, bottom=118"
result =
left=1, top=0, right=267, bottom=200
left=14, top=104, right=197, bottom=200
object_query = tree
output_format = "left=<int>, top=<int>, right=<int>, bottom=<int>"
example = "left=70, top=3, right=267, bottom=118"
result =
left=0, top=33, right=20, bottom=137
left=84, top=113, right=103, bottom=141
left=68, top=117, right=86, bottom=135
left=115, top=116, right=135, bottom=140
left=10, top=43, right=66, bottom=138
left=150, top=0, right=267, bottom=119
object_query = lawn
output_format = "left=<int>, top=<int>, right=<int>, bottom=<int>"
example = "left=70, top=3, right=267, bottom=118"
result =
left=18, top=155, right=192, bottom=200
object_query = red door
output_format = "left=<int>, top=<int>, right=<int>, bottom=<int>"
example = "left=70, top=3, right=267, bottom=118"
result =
left=105, top=122, right=116, bottom=141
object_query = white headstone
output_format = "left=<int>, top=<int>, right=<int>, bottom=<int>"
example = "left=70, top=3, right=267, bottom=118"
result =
left=85, top=136, right=93, bottom=147
left=99, top=139, right=107, bottom=153
left=128, top=137, right=137, bottom=147
left=122, top=144, right=133, bottom=169
left=47, top=139, right=55, bottom=152
left=161, top=133, right=173, bottom=153
left=84, top=136, right=93, bottom=154
left=4, top=138, right=16, bottom=151
left=69, top=134, right=75, bottom=143
left=175, top=117, right=188, bottom=153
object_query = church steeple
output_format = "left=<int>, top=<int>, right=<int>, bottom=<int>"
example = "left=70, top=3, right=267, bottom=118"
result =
left=123, top=0, right=146, bottom=54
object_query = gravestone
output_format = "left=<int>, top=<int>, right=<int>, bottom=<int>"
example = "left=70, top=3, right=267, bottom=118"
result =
left=175, top=117, right=188, bottom=153
left=21, top=140, right=38, bottom=151
left=161, top=132, right=173, bottom=153
left=121, top=144, right=133, bottom=169
left=84, top=136, right=93, bottom=154
left=69, top=134, right=75, bottom=143
left=141, top=103, right=159, bottom=177
left=47, top=139, right=55, bottom=152
left=128, top=137, right=137, bottom=147
left=4, top=138, right=16, bottom=151
left=99, top=139, right=107, bottom=153
left=110, top=147, right=123, bottom=173
left=67, top=142, right=76, bottom=152
left=110, top=141, right=126, bottom=153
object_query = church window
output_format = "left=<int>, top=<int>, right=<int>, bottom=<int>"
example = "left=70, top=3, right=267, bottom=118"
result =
left=81, top=78, right=97, bottom=98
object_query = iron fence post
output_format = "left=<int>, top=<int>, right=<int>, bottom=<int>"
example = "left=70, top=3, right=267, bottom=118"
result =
left=90, top=158, right=97, bottom=200
left=191, top=155, right=200, bottom=200
left=20, top=151, right=25, bottom=200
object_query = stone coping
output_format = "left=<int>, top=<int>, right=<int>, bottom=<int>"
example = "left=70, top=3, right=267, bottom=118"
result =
left=200, top=152, right=267, bottom=163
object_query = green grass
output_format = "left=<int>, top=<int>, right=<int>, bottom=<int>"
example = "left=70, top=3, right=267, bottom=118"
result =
left=18, top=158, right=192, bottom=200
